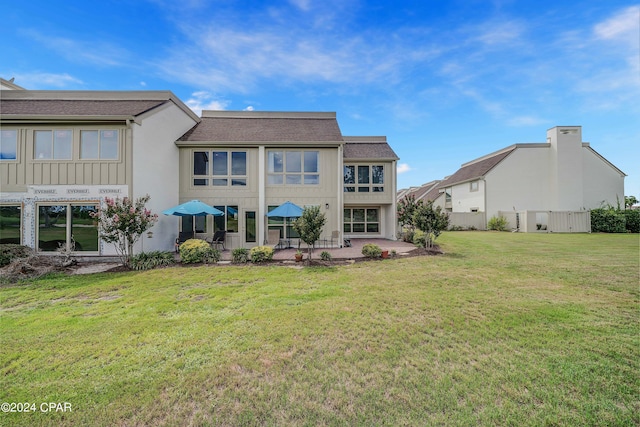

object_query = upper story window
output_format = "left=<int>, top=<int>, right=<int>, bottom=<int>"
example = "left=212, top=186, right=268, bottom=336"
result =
left=445, top=188, right=452, bottom=203
left=344, top=165, right=384, bottom=192
left=0, top=130, right=17, bottom=160
left=267, top=150, right=319, bottom=185
left=34, top=130, right=72, bottom=160
left=470, top=180, right=479, bottom=192
left=80, top=130, right=119, bottom=159
left=193, top=151, right=247, bottom=186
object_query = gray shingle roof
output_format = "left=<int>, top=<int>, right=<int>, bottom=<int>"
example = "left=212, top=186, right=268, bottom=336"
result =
left=438, top=147, right=515, bottom=188
left=178, top=115, right=344, bottom=143
left=343, top=137, right=399, bottom=160
left=0, top=99, right=169, bottom=117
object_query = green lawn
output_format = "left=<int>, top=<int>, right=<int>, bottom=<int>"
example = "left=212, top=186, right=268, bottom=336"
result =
left=1, top=232, right=638, bottom=426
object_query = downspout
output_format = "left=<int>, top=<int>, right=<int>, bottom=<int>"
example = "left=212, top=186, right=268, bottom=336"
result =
left=258, top=145, right=266, bottom=244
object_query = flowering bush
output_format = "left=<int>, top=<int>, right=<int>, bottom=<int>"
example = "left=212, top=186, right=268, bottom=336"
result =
left=90, top=195, right=158, bottom=267
left=249, top=246, right=274, bottom=263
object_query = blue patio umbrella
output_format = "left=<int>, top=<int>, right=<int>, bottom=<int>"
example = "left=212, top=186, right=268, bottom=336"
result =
left=267, top=201, right=304, bottom=240
left=163, top=200, right=224, bottom=234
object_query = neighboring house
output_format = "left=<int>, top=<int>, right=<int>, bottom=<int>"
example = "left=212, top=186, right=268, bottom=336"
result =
left=176, top=111, right=399, bottom=249
left=1, top=85, right=398, bottom=255
left=401, top=126, right=625, bottom=231
left=0, top=87, right=200, bottom=255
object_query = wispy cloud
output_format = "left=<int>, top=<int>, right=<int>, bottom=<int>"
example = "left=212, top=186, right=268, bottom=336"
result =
left=594, top=5, right=640, bottom=42
left=397, top=163, right=412, bottom=174
left=184, top=91, right=229, bottom=116
left=12, top=72, right=83, bottom=89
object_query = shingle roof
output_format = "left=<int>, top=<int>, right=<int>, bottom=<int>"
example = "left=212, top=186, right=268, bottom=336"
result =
left=0, top=99, right=169, bottom=117
left=343, top=137, right=399, bottom=160
left=398, top=180, right=442, bottom=203
left=438, top=147, right=515, bottom=188
left=178, top=113, right=344, bottom=143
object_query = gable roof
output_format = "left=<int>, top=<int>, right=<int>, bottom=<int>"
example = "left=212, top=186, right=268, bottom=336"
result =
left=343, top=136, right=399, bottom=160
left=398, top=180, right=441, bottom=203
left=178, top=111, right=343, bottom=144
left=0, top=90, right=200, bottom=123
left=438, top=146, right=516, bottom=188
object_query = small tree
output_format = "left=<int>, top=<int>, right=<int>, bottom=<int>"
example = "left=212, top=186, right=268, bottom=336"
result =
left=292, top=206, right=327, bottom=260
left=625, top=195, right=638, bottom=209
left=90, top=195, right=158, bottom=267
left=397, top=194, right=422, bottom=240
left=412, top=200, right=449, bottom=249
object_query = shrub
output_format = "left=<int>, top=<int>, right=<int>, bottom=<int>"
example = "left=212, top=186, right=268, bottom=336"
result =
left=250, top=246, right=274, bottom=263
left=232, top=248, right=250, bottom=263
left=361, top=243, right=382, bottom=258
left=623, top=209, right=640, bottom=233
left=179, top=239, right=220, bottom=264
left=320, top=251, right=332, bottom=261
left=591, top=208, right=626, bottom=233
left=488, top=215, right=509, bottom=231
left=413, top=229, right=427, bottom=248
left=400, top=229, right=415, bottom=243
left=0, top=244, right=33, bottom=267
left=129, top=251, right=176, bottom=271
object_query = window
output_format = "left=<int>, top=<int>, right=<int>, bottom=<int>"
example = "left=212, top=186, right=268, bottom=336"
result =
left=0, top=205, right=21, bottom=244
left=445, top=188, right=452, bottom=203
left=37, top=204, right=98, bottom=252
left=80, top=130, right=119, bottom=159
left=344, top=164, right=384, bottom=192
left=343, top=208, right=380, bottom=234
left=181, top=215, right=206, bottom=233
left=268, top=150, right=319, bottom=185
left=245, top=211, right=256, bottom=243
left=193, top=151, right=246, bottom=186
left=214, top=206, right=239, bottom=232
left=34, top=130, right=72, bottom=160
left=267, top=205, right=300, bottom=239
left=0, top=130, right=17, bottom=160
left=470, top=180, right=479, bottom=192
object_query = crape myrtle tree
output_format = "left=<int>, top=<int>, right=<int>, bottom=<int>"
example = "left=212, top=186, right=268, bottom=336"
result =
left=397, top=194, right=421, bottom=241
left=90, top=194, right=158, bottom=267
left=413, top=200, right=450, bottom=250
left=292, top=205, right=327, bottom=261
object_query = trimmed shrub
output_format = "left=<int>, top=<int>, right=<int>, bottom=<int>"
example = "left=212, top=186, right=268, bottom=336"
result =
left=591, top=208, right=626, bottom=233
left=232, top=248, right=250, bottom=263
left=250, top=246, right=274, bottom=263
left=179, top=239, right=220, bottom=264
left=361, top=243, right=382, bottom=258
left=623, top=209, right=640, bottom=233
left=320, top=251, right=332, bottom=261
left=0, top=244, right=33, bottom=267
left=488, top=215, right=509, bottom=231
left=129, top=251, right=176, bottom=271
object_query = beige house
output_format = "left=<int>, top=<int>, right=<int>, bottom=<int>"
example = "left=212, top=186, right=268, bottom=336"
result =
left=399, top=126, right=626, bottom=231
left=0, top=84, right=398, bottom=254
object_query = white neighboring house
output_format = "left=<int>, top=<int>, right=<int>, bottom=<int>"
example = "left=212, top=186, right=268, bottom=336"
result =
left=0, top=87, right=200, bottom=255
left=434, top=126, right=626, bottom=227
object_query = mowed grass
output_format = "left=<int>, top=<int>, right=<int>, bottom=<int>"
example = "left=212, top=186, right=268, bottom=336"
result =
left=1, top=232, right=638, bottom=426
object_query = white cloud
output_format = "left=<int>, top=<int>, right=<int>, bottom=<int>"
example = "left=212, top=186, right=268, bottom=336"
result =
left=594, top=6, right=640, bottom=43
left=397, top=163, right=412, bottom=174
left=185, top=91, right=229, bottom=116
left=243, top=106, right=255, bottom=111
left=289, top=0, right=311, bottom=12
left=13, top=72, right=83, bottom=89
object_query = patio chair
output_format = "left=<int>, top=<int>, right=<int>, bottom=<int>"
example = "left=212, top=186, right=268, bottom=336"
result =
left=175, top=231, right=194, bottom=253
left=208, top=230, right=226, bottom=250
left=267, top=229, right=281, bottom=249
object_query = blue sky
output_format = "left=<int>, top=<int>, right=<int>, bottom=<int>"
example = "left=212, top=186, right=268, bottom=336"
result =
left=2, top=0, right=639, bottom=198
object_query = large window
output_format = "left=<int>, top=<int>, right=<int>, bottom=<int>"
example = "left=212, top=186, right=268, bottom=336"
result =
left=0, top=130, right=17, bottom=160
left=80, top=130, right=119, bottom=159
left=344, top=165, right=384, bottom=192
left=267, top=205, right=300, bottom=238
left=214, top=205, right=239, bottom=232
left=193, top=151, right=247, bottom=186
left=37, top=204, right=98, bottom=252
left=344, top=208, right=379, bottom=234
left=35, top=130, right=72, bottom=160
left=268, top=150, right=319, bottom=185
left=181, top=215, right=206, bottom=233
left=0, top=205, right=21, bottom=244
